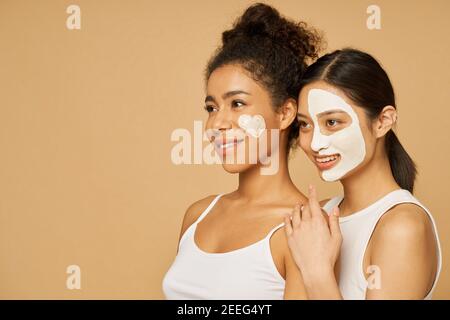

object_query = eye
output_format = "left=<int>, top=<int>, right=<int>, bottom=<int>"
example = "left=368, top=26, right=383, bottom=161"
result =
left=231, top=100, right=246, bottom=108
left=326, top=119, right=340, bottom=127
left=204, top=105, right=218, bottom=113
left=299, top=120, right=311, bottom=130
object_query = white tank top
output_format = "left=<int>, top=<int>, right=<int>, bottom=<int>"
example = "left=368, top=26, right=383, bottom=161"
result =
left=162, top=194, right=286, bottom=299
left=322, top=189, right=442, bottom=300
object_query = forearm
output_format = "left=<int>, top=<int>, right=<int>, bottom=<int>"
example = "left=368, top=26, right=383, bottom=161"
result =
left=302, top=270, right=343, bottom=300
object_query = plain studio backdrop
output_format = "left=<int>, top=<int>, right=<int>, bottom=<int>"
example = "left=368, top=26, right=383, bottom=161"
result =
left=0, top=0, right=449, bottom=299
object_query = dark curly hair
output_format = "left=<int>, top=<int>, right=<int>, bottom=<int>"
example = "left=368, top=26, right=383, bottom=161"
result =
left=205, top=3, right=323, bottom=152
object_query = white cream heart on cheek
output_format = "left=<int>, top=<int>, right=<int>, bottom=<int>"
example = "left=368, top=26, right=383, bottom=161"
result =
left=238, top=114, right=266, bottom=138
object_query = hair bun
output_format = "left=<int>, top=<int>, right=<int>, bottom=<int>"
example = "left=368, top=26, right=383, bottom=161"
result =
left=222, top=3, right=321, bottom=61
left=222, top=3, right=281, bottom=43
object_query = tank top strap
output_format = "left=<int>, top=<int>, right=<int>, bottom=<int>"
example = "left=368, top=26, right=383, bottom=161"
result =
left=195, top=194, right=224, bottom=224
left=265, top=222, right=285, bottom=240
left=367, top=189, right=421, bottom=222
left=322, top=195, right=344, bottom=214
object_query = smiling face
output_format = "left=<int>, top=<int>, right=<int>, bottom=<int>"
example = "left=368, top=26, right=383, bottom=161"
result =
left=298, top=81, right=375, bottom=181
left=204, top=64, right=285, bottom=174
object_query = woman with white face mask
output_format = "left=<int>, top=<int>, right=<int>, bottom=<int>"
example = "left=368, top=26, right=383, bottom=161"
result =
left=284, top=49, right=442, bottom=299
left=163, top=3, right=322, bottom=299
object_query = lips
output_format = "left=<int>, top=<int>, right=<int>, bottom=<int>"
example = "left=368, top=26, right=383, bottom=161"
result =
left=314, top=154, right=340, bottom=171
left=214, top=137, right=245, bottom=155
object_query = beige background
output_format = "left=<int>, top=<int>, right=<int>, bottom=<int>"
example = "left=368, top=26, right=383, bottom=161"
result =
left=0, top=0, right=448, bottom=299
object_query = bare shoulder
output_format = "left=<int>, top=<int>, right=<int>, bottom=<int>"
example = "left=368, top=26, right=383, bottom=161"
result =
left=178, top=195, right=219, bottom=243
left=371, top=203, right=435, bottom=253
left=270, top=222, right=290, bottom=257
left=375, top=203, right=433, bottom=239
left=271, top=225, right=298, bottom=272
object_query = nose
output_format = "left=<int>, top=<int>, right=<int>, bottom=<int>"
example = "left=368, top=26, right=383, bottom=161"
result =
left=310, top=126, right=331, bottom=152
left=205, top=108, right=234, bottom=142
left=210, top=108, right=233, bottom=132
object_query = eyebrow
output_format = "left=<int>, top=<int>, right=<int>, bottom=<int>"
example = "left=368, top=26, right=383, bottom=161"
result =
left=317, top=109, right=348, bottom=117
left=204, top=90, right=251, bottom=103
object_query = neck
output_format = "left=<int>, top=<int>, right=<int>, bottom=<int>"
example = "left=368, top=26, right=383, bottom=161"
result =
left=339, top=148, right=400, bottom=217
left=236, top=150, right=300, bottom=204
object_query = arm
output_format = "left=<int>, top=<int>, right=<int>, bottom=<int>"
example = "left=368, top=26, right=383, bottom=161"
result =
left=284, top=185, right=343, bottom=299
left=285, top=186, right=438, bottom=299
left=280, top=231, right=309, bottom=299
left=365, top=204, right=438, bottom=299
left=284, top=254, right=309, bottom=299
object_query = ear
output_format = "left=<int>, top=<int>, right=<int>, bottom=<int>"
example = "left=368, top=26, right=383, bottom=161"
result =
left=278, top=98, right=298, bottom=131
left=373, top=105, right=397, bottom=138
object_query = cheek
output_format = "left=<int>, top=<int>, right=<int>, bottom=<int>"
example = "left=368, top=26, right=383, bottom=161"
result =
left=204, top=116, right=213, bottom=130
left=204, top=117, right=216, bottom=141
left=263, top=115, right=279, bottom=129
left=360, top=132, right=376, bottom=159
left=357, top=122, right=376, bottom=152
left=299, top=132, right=312, bottom=152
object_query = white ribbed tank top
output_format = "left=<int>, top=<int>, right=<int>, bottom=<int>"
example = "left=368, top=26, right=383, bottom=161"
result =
left=162, top=194, right=286, bottom=300
left=322, top=189, right=442, bottom=300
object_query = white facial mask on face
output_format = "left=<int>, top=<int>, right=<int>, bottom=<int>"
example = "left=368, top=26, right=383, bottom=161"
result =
left=308, top=88, right=366, bottom=181
left=238, top=114, right=266, bottom=138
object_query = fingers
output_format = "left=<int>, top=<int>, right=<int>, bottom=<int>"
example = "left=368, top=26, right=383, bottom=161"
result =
left=308, top=184, right=322, bottom=217
left=284, top=214, right=293, bottom=237
left=329, top=206, right=342, bottom=240
left=291, top=203, right=302, bottom=228
left=300, top=203, right=311, bottom=220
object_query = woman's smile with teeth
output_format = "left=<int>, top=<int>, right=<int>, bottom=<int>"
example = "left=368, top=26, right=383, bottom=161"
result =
left=316, top=155, right=338, bottom=163
left=314, top=154, right=340, bottom=170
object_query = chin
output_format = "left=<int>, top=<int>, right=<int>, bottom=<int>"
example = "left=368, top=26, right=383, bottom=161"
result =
left=222, top=163, right=255, bottom=174
left=321, top=165, right=361, bottom=182
left=321, top=175, right=340, bottom=182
